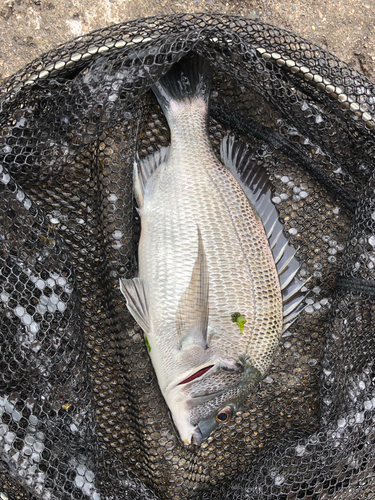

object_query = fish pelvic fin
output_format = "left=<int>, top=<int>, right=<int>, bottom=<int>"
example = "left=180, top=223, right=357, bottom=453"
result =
left=133, top=147, right=169, bottom=208
left=221, top=136, right=308, bottom=331
left=176, top=227, right=209, bottom=350
left=119, top=277, right=150, bottom=333
left=152, top=53, right=213, bottom=120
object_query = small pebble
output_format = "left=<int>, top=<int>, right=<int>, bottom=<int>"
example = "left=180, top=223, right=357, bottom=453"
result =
left=108, top=193, right=118, bottom=202
left=16, top=190, right=25, bottom=202
left=337, top=417, right=346, bottom=428
left=75, top=476, right=85, bottom=488
left=50, top=293, right=59, bottom=305
left=36, top=279, right=46, bottom=290
left=15, top=306, right=25, bottom=318
left=22, top=314, right=32, bottom=325
left=57, top=301, right=67, bottom=313
left=24, top=199, right=32, bottom=210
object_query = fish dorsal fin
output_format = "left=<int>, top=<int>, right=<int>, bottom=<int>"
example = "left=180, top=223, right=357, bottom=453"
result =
left=134, top=146, right=170, bottom=208
left=220, top=136, right=307, bottom=332
left=176, top=227, right=209, bottom=350
left=119, top=277, right=150, bottom=333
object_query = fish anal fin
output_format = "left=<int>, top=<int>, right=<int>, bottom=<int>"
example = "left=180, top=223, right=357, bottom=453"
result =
left=119, top=277, right=150, bottom=333
left=176, top=228, right=209, bottom=350
left=134, top=147, right=169, bottom=208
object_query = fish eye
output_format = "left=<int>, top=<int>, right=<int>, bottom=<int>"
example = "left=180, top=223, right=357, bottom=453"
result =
left=215, top=406, right=234, bottom=423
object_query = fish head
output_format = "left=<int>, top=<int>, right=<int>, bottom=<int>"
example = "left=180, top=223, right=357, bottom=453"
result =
left=165, top=358, right=262, bottom=445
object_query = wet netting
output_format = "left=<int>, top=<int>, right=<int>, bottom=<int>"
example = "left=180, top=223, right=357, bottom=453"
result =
left=0, top=12, right=375, bottom=500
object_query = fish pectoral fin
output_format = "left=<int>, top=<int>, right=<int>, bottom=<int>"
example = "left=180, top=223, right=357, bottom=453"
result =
left=207, top=325, right=220, bottom=345
left=134, top=147, right=170, bottom=208
left=119, top=277, right=150, bottom=333
left=176, top=228, right=209, bottom=350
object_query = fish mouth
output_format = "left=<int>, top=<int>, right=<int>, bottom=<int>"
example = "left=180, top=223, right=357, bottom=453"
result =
left=191, top=426, right=204, bottom=446
left=176, top=365, right=214, bottom=386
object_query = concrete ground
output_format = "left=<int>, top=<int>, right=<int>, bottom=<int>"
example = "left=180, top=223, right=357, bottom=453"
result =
left=0, top=0, right=374, bottom=83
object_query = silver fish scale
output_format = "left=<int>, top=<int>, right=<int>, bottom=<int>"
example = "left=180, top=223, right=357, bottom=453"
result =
left=187, top=368, right=244, bottom=398
left=139, top=98, right=282, bottom=391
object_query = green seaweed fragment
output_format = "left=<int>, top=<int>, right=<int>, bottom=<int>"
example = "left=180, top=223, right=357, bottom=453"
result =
left=145, top=336, right=151, bottom=352
left=231, top=312, right=247, bottom=333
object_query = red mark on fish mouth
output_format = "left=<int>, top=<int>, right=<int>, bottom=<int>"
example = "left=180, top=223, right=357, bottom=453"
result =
left=177, top=365, right=214, bottom=386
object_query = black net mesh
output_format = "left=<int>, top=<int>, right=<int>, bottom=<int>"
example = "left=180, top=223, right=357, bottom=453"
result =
left=0, top=13, right=375, bottom=500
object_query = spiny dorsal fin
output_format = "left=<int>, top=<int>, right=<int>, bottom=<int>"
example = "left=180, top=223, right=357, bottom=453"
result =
left=220, top=136, right=307, bottom=332
left=119, top=277, right=150, bottom=333
left=176, top=227, right=209, bottom=350
left=134, top=146, right=169, bottom=208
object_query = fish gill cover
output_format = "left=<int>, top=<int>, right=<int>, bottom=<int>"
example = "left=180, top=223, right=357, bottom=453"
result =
left=0, top=12, right=375, bottom=500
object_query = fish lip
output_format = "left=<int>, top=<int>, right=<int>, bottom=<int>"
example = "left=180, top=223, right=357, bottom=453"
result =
left=191, top=426, right=204, bottom=446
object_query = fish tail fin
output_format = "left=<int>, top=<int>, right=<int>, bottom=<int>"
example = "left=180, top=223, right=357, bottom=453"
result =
left=152, top=53, right=213, bottom=117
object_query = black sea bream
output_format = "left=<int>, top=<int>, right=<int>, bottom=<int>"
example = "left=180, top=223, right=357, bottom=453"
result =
left=120, top=54, right=306, bottom=445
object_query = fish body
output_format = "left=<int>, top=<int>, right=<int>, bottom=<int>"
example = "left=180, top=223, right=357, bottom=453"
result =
left=120, top=54, right=306, bottom=445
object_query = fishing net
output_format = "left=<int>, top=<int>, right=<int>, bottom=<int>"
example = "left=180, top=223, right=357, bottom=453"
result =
left=0, top=12, right=375, bottom=500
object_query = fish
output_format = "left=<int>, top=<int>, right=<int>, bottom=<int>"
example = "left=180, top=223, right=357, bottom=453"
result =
left=119, top=53, right=306, bottom=445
